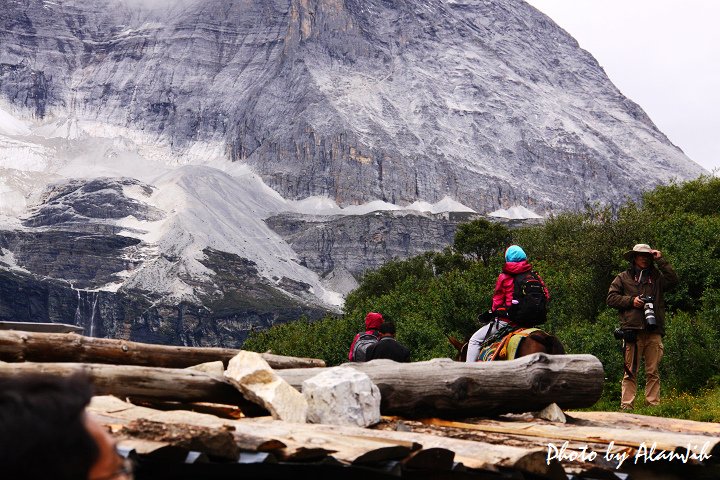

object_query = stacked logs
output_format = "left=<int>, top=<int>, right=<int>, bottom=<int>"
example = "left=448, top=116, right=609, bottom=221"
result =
left=2, top=329, right=718, bottom=479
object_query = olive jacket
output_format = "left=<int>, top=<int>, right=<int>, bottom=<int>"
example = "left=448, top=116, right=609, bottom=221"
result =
left=606, top=257, right=678, bottom=336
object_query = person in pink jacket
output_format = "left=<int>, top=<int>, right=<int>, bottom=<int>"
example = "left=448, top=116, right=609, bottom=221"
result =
left=465, top=245, right=550, bottom=363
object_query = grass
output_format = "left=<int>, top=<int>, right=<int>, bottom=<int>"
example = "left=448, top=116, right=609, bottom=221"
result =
left=574, top=386, right=720, bottom=422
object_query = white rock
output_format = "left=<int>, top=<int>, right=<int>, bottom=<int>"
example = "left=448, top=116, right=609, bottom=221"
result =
left=302, top=366, right=381, bottom=427
left=224, top=351, right=307, bottom=423
left=185, top=361, right=225, bottom=377
left=535, top=402, right=567, bottom=423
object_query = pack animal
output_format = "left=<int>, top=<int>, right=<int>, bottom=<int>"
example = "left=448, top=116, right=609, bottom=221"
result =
left=448, top=328, right=565, bottom=362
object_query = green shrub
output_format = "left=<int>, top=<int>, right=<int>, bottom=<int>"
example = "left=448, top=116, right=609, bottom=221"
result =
left=662, top=310, right=720, bottom=391
left=454, top=218, right=511, bottom=265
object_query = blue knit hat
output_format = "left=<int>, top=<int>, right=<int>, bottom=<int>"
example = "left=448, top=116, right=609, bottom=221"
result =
left=505, top=245, right=527, bottom=262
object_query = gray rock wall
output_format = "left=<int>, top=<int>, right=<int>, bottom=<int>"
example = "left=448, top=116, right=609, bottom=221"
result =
left=0, top=246, right=330, bottom=347
left=0, top=0, right=705, bottom=215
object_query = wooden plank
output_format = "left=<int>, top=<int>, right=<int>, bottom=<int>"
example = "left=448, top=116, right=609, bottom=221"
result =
left=129, top=399, right=257, bottom=420
left=0, top=330, right=325, bottom=369
left=241, top=418, right=567, bottom=478
left=420, top=418, right=720, bottom=462
left=119, top=418, right=240, bottom=460
left=88, top=396, right=400, bottom=464
left=384, top=416, right=720, bottom=479
left=277, top=354, right=604, bottom=418
left=568, top=411, right=720, bottom=436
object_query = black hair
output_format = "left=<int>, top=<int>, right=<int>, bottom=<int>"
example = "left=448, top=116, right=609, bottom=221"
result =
left=379, top=321, right=396, bottom=335
left=0, top=372, right=99, bottom=480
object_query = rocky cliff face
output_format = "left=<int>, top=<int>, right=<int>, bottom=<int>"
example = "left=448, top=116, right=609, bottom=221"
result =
left=0, top=175, right=330, bottom=346
left=266, top=211, right=485, bottom=294
left=0, top=0, right=705, bottom=345
left=0, top=0, right=704, bottom=213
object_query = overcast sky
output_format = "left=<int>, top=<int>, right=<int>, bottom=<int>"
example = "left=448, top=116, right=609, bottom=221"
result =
left=525, top=0, right=720, bottom=173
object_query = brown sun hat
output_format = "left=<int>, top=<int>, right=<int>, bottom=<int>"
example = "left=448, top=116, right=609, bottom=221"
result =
left=623, top=243, right=654, bottom=262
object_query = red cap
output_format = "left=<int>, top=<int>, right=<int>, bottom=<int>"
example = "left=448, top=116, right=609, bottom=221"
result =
left=364, top=312, right=384, bottom=330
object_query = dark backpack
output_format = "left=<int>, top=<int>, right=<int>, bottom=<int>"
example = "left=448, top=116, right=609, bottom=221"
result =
left=351, top=332, right=379, bottom=362
left=508, top=271, right=547, bottom=327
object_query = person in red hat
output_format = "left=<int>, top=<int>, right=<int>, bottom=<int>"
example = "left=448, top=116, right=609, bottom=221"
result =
left=348, top=312, right=384, bottom=362
left=607, top=243, right=678, bottom=410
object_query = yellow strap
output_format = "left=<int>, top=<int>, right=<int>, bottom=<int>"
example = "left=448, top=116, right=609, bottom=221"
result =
left=491, top=332, right=513, bottom=361
left=500, top=328, right=542, bottom=360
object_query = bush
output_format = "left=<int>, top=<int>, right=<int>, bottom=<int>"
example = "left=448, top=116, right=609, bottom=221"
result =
left=453, top=219, right=511, bottom=265
left=662, top=310, right=720, bottom=391
left=243, top=315, right=359, bottom=366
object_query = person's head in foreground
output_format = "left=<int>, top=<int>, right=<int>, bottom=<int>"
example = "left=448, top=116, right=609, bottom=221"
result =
left=0, top=372, right=132, bottom=480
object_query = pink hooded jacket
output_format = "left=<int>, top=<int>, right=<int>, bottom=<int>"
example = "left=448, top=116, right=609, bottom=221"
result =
left=491, top=260, right=550, bottom=316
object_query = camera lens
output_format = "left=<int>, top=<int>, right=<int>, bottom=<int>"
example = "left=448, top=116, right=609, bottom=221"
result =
left=644, top=300, right=657, bottom=329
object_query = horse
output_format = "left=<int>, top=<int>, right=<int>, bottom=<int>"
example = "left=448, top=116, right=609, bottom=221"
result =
left=448, top=327, right=565, bottom=362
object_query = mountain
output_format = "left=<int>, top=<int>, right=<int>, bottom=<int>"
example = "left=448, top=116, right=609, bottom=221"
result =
left=0, top=0, right=704, bottom=346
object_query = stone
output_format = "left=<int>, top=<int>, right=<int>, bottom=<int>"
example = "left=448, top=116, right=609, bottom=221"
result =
left=535, top=403, right=567, bottom=423
left=185, top=361, right=225, bottom=377
left=224, top=351, right=307, bottom=423
left=302, top=366, right=381, bottom=427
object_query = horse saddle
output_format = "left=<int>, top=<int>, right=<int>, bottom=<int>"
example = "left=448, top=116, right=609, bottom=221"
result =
left=477, top=327, right=541, bottom=361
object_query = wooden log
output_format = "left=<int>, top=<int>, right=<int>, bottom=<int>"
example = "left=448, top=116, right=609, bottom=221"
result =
left=277, top=354, right=605, bottom=418
left=89, top=397, right=287, bottom=454
left=119, top=418, right=240, bottom=460
left=0, top=330, right=325, bottom=369
left=0, top=321, right=83, bottom=333
left=89, top=396, right=414, bottom=466
left=130, top=399, right=250, bottom=420
left=0, top=362, right=252, bottom=406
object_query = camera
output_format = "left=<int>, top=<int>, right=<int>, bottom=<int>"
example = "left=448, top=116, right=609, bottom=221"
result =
left=613, top=328, right=637, bottom=343
left=640, top=295, right=657, bottom=330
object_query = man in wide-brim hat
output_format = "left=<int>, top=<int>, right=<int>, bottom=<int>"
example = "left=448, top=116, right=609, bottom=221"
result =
left=622, top=243, right=655, bottom=262
left=607, top=243, right=678, bottom=410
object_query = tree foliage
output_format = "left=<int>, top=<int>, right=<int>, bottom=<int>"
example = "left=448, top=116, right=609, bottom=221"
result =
left=453, top=218, right=511, bottom=265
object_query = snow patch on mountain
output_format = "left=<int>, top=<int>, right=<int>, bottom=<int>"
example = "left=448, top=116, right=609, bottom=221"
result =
left=406, top=197, right=477, bottom=214
left=488, top=206, right=543, bottom=220
left=0, top=104, right=31, bottom=136
left=289, top=195, right=475, bottom=216
left=0, top=248, right=30, bottom=273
